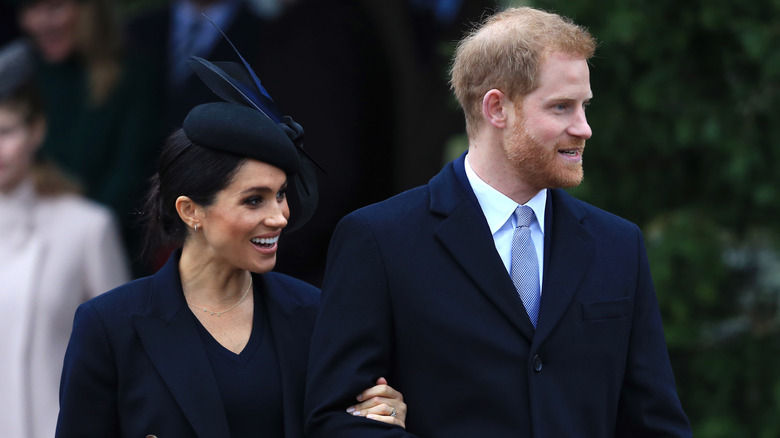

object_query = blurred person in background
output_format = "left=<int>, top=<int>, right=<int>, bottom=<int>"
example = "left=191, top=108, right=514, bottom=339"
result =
left=1, top=1, right=22, bottom=46
left=0, top=39, right=130, bottom=438
left=245, top=0, right=397, bottom=286
left=125, top=0, right=265, bottom=133
left=360, top=0, right=499, bottom=192
left=264, top=0, right=498, bottom=286
left=17, top=0, right=163, bottom=276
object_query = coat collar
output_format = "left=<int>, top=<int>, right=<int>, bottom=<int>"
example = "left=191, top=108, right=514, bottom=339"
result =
left=533, top=188, right=595, bottom=347
left=430, top=154, right=536, bottom=341
left=429, top=154, right=595, bottom=344
left=132, top=250, right=232, bottom=438
left=131, top=252, right=314, bottom=438
left=261, top=273, right=318, bottom=438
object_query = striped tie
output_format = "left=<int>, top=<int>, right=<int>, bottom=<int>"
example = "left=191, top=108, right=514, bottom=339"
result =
left=511, top=205, right=540, bottom=327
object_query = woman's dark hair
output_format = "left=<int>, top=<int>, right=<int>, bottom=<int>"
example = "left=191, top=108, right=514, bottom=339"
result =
left=139, top=128, right=245, bottom=262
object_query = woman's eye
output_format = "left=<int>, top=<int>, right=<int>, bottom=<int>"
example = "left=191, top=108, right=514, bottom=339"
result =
left=276, top=190, right=287, bottom=202
left=244, top=197, right=262, bottom=207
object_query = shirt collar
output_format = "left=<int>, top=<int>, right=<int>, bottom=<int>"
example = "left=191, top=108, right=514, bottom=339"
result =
left=464, top=154, right=547, bottom=235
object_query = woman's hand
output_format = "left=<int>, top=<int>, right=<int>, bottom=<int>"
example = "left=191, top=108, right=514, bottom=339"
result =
left=346, top=377, right=407, bottom=428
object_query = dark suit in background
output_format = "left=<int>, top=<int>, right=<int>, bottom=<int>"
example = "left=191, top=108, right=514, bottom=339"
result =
left=0, top=3, right=21, bottom=46
left=125, top=0, right=265, bottom=135
left=253, top=0, right=396, bottom=286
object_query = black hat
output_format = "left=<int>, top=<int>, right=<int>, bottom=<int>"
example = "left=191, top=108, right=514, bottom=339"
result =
left=0, top=39, right=34, bottom=100
left=183, top=27, right=321, bottom=233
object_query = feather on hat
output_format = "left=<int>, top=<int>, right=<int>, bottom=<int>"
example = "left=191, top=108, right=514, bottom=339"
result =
left=182, top=18, right=322, bottom=232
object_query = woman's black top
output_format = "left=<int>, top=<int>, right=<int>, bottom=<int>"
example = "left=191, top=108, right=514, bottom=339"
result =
left=194, top=287, right=284, bottom=437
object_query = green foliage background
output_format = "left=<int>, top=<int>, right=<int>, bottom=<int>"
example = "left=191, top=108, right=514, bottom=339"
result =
left=507, top=0, right=780, bottom=435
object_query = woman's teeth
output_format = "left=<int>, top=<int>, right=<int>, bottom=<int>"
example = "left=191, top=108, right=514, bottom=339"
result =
left=251, top=236, right=279, bottom=247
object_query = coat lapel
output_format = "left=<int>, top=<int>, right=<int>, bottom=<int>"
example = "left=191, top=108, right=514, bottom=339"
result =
left=533, top=189, right=595, bottom=346
left=262, top=274, right=318, bottom=438
left=131, top=252, right=232, bottom=438
left=431, top=157, right=536, bottom=341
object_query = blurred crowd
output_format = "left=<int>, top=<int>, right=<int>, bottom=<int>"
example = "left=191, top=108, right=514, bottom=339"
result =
left=2, top=0, right=499, bottom=283
left=0, top=0, right=496, bottom=436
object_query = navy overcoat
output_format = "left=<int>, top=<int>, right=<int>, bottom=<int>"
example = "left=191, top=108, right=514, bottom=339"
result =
left=305, top=154, right=692, bottom=437
left=56, top=250, right=319, bottom=438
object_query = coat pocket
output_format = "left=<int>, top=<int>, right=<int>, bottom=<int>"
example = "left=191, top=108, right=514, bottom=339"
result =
left=582, top=297, right=631, bottom=321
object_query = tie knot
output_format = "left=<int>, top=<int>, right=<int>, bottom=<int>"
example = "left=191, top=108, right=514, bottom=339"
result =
left=514, top=205, right=535, bottom=228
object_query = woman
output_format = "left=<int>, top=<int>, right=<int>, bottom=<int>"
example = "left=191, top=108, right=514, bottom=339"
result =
left=0, top=39, right=130, bottom=438
left=55, top=49, right=407, bottom=437
left=18, top=0, right=163, bottom=275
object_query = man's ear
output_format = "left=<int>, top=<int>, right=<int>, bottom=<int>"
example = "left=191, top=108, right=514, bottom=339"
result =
left=482, top=89, right=510, bottom=129
left=175, top=195, right=202, bottom=231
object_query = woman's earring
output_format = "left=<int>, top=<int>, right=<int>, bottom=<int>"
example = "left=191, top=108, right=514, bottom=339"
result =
left=194, top=224, right=199, bottom=231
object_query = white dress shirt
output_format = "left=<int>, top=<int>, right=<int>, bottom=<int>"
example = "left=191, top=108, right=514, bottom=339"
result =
left=464, top=154, right=546, bottom=292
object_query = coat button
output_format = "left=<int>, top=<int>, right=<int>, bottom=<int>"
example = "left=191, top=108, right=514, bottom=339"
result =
left=532, top=355, right=543, bottom=372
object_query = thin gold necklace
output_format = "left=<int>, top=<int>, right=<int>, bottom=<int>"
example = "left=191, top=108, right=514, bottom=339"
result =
left=187, top=277, right=252, bottom=317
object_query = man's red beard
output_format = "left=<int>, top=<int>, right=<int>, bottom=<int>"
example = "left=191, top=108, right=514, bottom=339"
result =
left=504, top=124, right=585, bottom=192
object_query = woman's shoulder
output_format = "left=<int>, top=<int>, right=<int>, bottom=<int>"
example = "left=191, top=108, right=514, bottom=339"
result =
left=79, top=275, right=155, bottom=318
left=262, top=271, right=320, bottom=305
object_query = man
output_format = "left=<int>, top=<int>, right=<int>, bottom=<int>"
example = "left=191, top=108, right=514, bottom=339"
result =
left=304, top=6, right=692, bottom=437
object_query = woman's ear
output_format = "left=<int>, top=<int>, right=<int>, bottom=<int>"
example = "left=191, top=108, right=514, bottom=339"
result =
left=482, top=88, right=510, bottom=129
left=175, top=195, right=202, bottom=231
